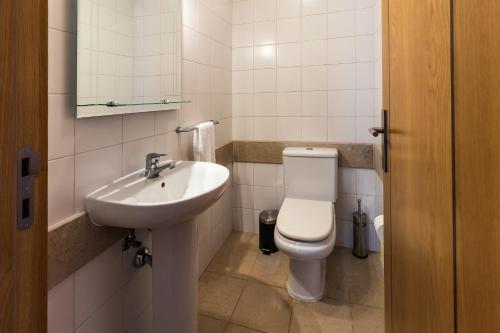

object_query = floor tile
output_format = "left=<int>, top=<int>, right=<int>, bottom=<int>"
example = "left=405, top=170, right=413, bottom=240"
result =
left=289, top=298, right=353, bottom=333
left=198, top=272, right=246, bottom=321
left=247, top=252, right=289, bottom=288
left=351, top=304, right=384, bottom=333
left=326, top=247, right=351, bottom=302
left=347, top=253, right=384, bottom=309
left=226, top=323, right=264, bottom=333
left=207, top=244, right=260, bottom=279
left=231, top=282, right=293, bottom=333
left=198, top=315, right=228, bottom=333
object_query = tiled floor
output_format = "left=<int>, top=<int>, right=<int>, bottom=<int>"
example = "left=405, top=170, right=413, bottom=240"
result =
left=198, top=232, right=384, bottom=333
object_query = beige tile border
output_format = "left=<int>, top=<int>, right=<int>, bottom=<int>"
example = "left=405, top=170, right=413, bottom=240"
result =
left=233, top=141, right=374, bottom=169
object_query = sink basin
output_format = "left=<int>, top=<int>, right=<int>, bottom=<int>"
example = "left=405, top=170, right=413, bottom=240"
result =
left=84, top=161, right=230, bottom=333
left=86, top=161, right=229, bottom=229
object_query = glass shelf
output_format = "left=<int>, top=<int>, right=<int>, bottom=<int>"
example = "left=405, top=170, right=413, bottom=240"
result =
left=77, top=99, right=191, bottom=107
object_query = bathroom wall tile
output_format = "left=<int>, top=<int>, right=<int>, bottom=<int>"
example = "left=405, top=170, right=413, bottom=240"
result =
left=254, top=69, right=276, bottom=93
left=254, top=45, right=276, bottom=69
left=276, top=165, right=284, bottom=186
left=154, top=110, right=178, bottom=134
left=277, top=18, right=301, bottom=43
left=233, top=162, right=254, bottom=185
left=233, top=184, right=254, bottom=209
left=74, top=145, right=122, bottom=212
left=355, top=62, right=374, bottom=89
left=254, top=186, right=278, bottom=210
left=74, top=291, right=123, bottom=333
left=74, top=242, right=126, bottom=328
left=233, top=70, right=254, bottom=93
left=301, top=117, right=328, bottom=141
left=356, top=169, right=379, bottom=196
left=233, top=47, right=254, bottom=70
left=328, top=63, right=356, bottom=90
left=328, top=11, right=355, bottom=38
left=277, top=0, right=301, bottom=18
left=277, top=43, right=302, bottom=68
left=254, top=0, right=277, bottom=22
left=302, top=66, right=328, bottom=91
left=355, top=8, right=374, bottom=35
left=233, top=94, right=254, bottom=117
left=122, top=137, right=156, bottom=174
left=355, top=35, right=374, bottom=62
left=198, top=236, right=213, bottom=276
left=302, top=91, right=328, bottom=116
left=254, top=163, right=277, bottom=186
left=48, top=156, right=75, bottom=226
left=254, top=93, right=277, bottom=116
left=48, top=94, right=75, bottom=160
left=233, top=23, right=254, bottom=47
left=356, top=194, right=376, bottom=221
left=233, top=117, right=254, bottom=140
left=328, top=90, right=356, bottom=117
left=48, top=29, right=76, bottom=94
left=338, top=167, right=356, bottom=194
left=233, top=208, right=255, bottom=233
left=233, top=0, right=254, bottom=25
left=355, top=89, right=374, bottom=117
left=328, top=0, right=355, bottom=12
left=328, top=117, right=356, bottom=142
left=277, top=92, right=302, bottom=116
left=328, top=37, right=355, bottom=64
left=302, top=0, right=328, bottom=16
left=277, top=67, right=301, bottom=92
left=301, top=14, right=327, bottom=41
left=335, top=219, right=354, bottom=248
left=302, top=40, right=328, bottom=66
left=75, top=115, right=123, bottom=153
left=277, top=117, right=301, bottom=141
left=123, top=112, right=155, bottom=142
left=254, top=21, right=276, bottom=45
left=48, top=275, right=74, bottom=333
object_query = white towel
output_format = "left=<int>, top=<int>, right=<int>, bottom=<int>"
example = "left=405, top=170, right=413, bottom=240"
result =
left=193, top=122, right=216, bottom=163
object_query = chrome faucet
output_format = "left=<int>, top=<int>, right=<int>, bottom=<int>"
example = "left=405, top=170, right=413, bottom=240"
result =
left=144, top=153, right=175, bottom=178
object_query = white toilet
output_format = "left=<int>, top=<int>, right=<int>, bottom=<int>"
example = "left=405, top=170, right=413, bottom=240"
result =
left=274, top=147, right=338, bottom=302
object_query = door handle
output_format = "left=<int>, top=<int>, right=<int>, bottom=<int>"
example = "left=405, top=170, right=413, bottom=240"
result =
left=369, top=127, right=385, bottom=137
left=368, top=110, right=389, bottom=172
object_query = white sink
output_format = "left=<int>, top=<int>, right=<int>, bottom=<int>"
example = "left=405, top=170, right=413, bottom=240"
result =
left=86, top=161, right=229, bottom=229
left=85, top=161, right=229, bottom=333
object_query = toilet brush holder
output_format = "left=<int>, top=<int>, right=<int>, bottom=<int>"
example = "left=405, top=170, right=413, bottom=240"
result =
left=352, top=199, right=368, bottom=258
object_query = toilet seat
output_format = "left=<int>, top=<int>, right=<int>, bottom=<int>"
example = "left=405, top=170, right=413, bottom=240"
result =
left=277, top=198, right=333, bottom=242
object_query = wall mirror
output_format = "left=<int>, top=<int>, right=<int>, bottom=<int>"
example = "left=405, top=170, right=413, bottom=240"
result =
left=76, top=0, right=182, bottom=118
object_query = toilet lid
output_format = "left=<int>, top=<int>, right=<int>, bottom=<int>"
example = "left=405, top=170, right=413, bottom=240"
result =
left=277, top=198, right=333, bottom=242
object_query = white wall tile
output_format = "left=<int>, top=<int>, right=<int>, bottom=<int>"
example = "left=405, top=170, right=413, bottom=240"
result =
left=328, top=117, right=356, bottom=142
left=254, top=21, right=276, bottom=45
left=48, top=157, right=75, bottom=226
left=301, top=117, right=327, bottom=141
left=277, top=43, right=302, bottom=67
left=277, top=18, right=301, bottom=43
left=254, top=117, right=277, bottom=140
left=74, top=145, right=122, bottom=212
left=328, top=63, right=355, bottom=90
left=233, top=47, right=254, bottom=70
left=122, top=137, right=156, bottom=174
left=254, top=186, right=278, bottom=210
left=328, top=90, right=355, bottom=117
left=233, top=24, right=254, bottom=47
left=254, top=93, right=277, bottom=116
left=48, top=94, right=75, bottom=160
left=277, top=92, right=302, bottom=116
left=254, top=45, right=276, bottom=69
left=302, top=66, right=327, bottom=91
left=254, top=163, right=277, bottom=186
left=233, top=162, right=254, bottom=185
left=302, top=91, right=327, bottom=116
left=254, top=69, right=276, bottom=92
left=254, top=0, right=277, bottom=22
left=302, top=14, right=327, bottom=41
left=355, top=8, right=374, bottom=35
left=277, top=0, right=301, bottom=18
left=277, top=67, right=301, bottom=92
left=302, top=40, right=328, bottom=66
left=277, top=117, right=301, bottom=140
left=328, top=37, right=355, bottom=64
left=75, top=291, right=123, bottom=333
left=75, top=116, right=123, bottom=153
left=302, top=0, right=328, bottom=16
left=123, top=112, right=155, bottom=142
left=233, top=184, right=254, bottom=208
left=327, top=11, right=355, bottom=38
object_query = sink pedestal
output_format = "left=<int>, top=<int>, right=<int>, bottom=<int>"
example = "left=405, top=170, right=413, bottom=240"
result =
left=152, top=219, right=198, bottom=333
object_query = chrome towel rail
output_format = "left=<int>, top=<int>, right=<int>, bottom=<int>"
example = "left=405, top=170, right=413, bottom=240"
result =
left=175, top=120, right=219, bottom=133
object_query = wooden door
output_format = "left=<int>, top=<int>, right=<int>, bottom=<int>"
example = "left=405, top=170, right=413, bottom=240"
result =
left=0, top=0, right=48, bottom=332
left=454, top=1, right=500, bottom=331
left=386, top=0, right=455, bottom=331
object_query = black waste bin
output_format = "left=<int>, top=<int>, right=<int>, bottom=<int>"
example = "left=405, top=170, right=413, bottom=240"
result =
left=259, top=210, right=279, bottom=255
